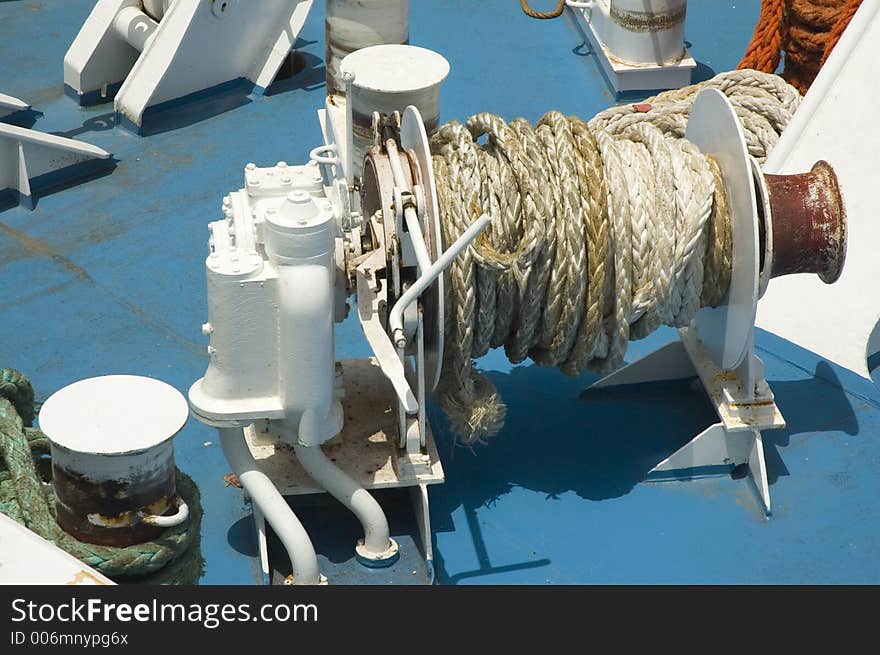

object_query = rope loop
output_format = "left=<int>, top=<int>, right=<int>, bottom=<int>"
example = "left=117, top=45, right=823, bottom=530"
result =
left=520, top=0, right=566, bottom=20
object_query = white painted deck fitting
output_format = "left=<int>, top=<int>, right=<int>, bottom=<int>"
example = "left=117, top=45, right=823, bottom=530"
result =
left=756, top=2, right=880, bottom=380
left=39, top=375, right=189, bottom=454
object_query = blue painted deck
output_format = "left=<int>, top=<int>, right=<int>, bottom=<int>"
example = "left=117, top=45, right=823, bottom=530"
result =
left=1, top=0, right=878, bottom=584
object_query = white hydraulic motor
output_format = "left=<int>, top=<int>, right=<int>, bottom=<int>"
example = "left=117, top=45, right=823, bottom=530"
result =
left=188, top=97, right=489, bottom=583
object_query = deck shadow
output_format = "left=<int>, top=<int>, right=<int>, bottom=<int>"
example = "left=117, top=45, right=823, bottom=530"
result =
left=427, top=357, right=859, bottom=582
left=1, top=108, right=41, bottom=129
left=49, top=111, right=115, bottom=140
left=263, top=49, right=326, bottom=97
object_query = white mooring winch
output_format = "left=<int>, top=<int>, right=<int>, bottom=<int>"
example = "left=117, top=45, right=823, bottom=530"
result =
left=179, top=2, right=848, bottom=584
left=188, top=85, right=488, bottom=584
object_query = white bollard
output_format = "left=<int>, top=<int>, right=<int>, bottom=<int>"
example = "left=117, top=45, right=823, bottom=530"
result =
left=598, top=0, right=687, bottom=66
left=39, top=376, right=189, bottom=547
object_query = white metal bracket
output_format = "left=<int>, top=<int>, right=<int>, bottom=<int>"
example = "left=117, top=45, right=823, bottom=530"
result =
left=64, top=0, right=314, bottom=132
left=0, top=93, right=30, bottom=121
left=590, top=329, right=783, bottom=514
left=587, top=88, right=788, bottom=514
left=0, top=123, right=112, bottom=209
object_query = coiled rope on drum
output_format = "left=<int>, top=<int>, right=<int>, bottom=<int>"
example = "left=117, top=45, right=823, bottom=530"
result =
left=429, top=70, right=801, bottom=446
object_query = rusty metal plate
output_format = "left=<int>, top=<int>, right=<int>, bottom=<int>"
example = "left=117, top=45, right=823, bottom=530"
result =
left=246, top=358, right=444, bottom=495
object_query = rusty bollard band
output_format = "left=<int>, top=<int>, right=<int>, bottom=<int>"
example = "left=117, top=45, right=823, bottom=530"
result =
left=52, top=456, right=178, bottom=547
left=765, top=160, right=847, bottom=284
left=38, top=375, right=190, bottom=549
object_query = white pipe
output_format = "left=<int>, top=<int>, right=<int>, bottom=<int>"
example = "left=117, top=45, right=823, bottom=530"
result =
left=404, top=206, right=432, bottom=273
left=263, top=192, right=340, bottom=446
left=390, top=213, right=492, bottom=348
left=385, top=138, right=409, bottom=189
left=141, top=497, right=189, bottom=527
left=113, top=6, right=159, bottom=52
left=292, top=440, right=393, bottom=558
left=219, top=427, right=321, bottom=585
left=385, top=138, right=433, bottom=272
left=277, top=264, right=337, bottom=441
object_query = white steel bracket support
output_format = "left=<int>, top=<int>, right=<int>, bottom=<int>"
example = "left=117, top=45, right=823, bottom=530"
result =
left=586, top=87, right=790, bottom=515
left=64, top=0, right=314, bottom=132
left=589, top=328, right=784, bottom=514
left=0, top=123, right=112, bottom=209
left=565, top=2, right=696, bottom=94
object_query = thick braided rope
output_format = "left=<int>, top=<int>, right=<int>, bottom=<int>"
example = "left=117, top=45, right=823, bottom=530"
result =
left=0, top=369, right=35, bottom=426
left=0, top=373, right=200, bottom=580
left=430, top=70, right=799, bottom=445
left=739, top=0, right=788, bottom=73
left=739, top=0, right=864, bottom=93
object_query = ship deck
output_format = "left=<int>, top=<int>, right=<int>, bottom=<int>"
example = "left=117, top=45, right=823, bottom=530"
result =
left=1, top=0, right=878, bottom=584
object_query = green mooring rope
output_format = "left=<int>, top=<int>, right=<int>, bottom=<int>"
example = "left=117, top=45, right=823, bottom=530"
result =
left=0, top=369, right=202, bottom=582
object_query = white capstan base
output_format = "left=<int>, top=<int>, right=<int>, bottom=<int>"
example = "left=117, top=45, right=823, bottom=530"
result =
left=245, top=357, right=443, bottom=583
left=566, top=7, right=695, bottom=94
left=588, top=328, right=782, bottom=515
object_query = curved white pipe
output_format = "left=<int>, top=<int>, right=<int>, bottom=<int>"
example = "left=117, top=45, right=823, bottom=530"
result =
left=219, top=427, right=321, bottom=585
left=292, top=440, right=392, bottom=557
left=390, top=212, right=492, bottom=348
left=141, top=497, right=189, bottom=527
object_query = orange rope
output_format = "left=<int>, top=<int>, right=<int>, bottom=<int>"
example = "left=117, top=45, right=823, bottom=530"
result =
left=821, top=0, right=862, bottom=64
left=738, top=0, right=863, bottom=93
left=739, top=0, right=788, bottom=73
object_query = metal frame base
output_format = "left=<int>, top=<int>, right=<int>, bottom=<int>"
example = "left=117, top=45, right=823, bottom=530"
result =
left=246, top=357, right=443, bottom=584
left=589, top=329, right=784, bottom=515
left=0, top=122, right=111, bottom=209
